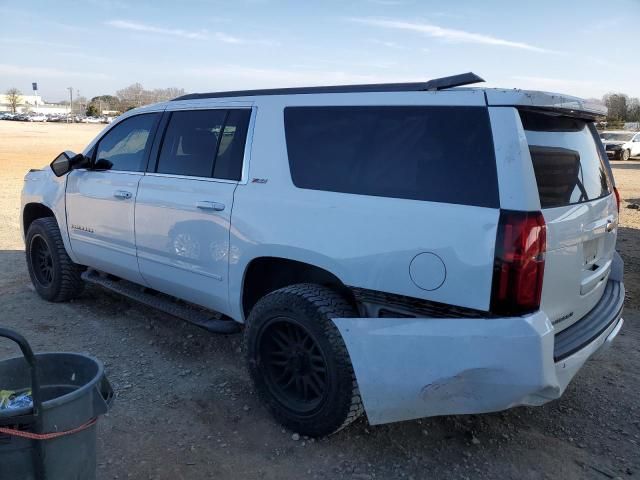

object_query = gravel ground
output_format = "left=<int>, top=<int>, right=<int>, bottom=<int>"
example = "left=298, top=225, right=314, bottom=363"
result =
left=0, top=121, right=639, bottom=479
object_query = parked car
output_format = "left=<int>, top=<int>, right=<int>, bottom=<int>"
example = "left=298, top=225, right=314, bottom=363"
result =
left=21, top=73, right=624, bottom=437
left=83, top=116, right=103, bottom=124
left=27, top=113, right=48, bottom=122
left=600, top=130, right=640, bottom=160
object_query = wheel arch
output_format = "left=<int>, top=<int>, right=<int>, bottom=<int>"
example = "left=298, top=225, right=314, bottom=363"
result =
left=240, top=256, right=357, bottom=321
left=23, top=202, right=56, bottom=235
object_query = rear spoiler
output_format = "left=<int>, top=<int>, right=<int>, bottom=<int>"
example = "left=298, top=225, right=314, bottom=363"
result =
left=485, top=89, right=607, bottom=120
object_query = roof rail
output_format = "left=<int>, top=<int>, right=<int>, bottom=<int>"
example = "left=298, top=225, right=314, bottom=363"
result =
left=171, top=72, right=485, bottom=101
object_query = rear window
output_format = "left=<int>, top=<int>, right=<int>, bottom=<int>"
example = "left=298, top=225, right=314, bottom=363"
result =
left=519, top=110, right=612, bottom=208
left=284, top=106, right=499, bottom=208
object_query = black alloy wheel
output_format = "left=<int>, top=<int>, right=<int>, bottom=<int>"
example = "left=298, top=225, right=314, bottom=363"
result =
left=244, top=283, right=364, bottom=437
left=29, top=234, right=55, bottom=288
left=258, top=316, right=329, bottom=413
left=25, top=217, right=84, bottom=302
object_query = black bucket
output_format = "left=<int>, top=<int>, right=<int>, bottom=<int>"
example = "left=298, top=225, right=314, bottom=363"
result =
left=0, top=328, right=113, bottom=480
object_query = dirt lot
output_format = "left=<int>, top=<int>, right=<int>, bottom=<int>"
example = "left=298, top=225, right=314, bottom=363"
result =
left=0, top=121, right=639, bottom=479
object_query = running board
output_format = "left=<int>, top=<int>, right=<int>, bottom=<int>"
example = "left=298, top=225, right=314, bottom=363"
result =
left=81, top=270, right=241, bottom=334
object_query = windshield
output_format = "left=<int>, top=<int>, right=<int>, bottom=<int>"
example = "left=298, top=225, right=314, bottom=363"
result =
left=600, top=132, right=634, bottom=141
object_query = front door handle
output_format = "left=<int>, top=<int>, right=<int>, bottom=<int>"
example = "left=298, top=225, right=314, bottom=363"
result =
left=114, top=190, right=132, bottom=200
left=196, top=201, right=225, bottom=212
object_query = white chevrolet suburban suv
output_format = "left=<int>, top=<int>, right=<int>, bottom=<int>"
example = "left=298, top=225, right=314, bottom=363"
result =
left=21, top=73, right=625, bottom=437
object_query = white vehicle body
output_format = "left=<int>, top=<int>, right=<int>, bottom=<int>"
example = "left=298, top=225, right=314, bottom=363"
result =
left=82, top=116, right=103, bottom=124
left=27, top=114, right=47, bottom=122
left=21, top=83, right=624, bottom=426
left=601, top=130, right=640, bottom=159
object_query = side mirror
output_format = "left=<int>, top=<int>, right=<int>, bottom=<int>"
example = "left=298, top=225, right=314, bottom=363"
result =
left=50, top=151, right=88, bottom=177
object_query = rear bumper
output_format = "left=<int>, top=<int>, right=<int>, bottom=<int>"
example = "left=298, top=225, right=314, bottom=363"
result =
left=333, top=281, right=624, bottom=425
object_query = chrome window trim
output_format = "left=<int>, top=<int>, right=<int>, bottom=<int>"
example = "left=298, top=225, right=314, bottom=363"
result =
left=143, top=172, right=238, bottom=184
left=239, top=106, right=257, bottom=185
left=72, top=169, right=144, bottom=176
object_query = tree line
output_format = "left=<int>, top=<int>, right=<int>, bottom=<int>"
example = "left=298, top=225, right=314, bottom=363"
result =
left=86, top=84, right=186, bottom=115
left=601, top=93, right=640, bottom=123
left=3, top=84, right=185, bottom=115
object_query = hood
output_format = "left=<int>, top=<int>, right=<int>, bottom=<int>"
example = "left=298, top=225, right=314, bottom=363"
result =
left=601, top=140, right=627, bottom=146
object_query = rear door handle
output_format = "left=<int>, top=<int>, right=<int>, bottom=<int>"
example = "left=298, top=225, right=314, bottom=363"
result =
left=196, top=201, right=225, bottom=212
left=113, top=190, right=132, bottom=200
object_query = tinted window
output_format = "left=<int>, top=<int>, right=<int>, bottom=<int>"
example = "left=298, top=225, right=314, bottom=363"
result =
left=157, top=110, right=227, bottom=177
left=284, top=106, right=498, bottom=208
left=156, top=109, right=251, bottom=180
left=213, top=109, right=251, bottom=180
left=520, top=110, right=611, bottom=208
left=95, top=114, right=159, bottom=171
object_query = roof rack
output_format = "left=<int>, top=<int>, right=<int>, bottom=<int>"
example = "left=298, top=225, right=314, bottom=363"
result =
left=171, top=72, right=485, bottom=101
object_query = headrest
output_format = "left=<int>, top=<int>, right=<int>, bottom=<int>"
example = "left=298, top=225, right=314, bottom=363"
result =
left=180, top=129, right=218, bottom=155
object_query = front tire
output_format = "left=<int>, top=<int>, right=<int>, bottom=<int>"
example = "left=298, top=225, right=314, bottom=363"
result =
left=244, top=284, right=363, bottom=437
left=621, top=149, right=631, bottom=161
left=26, top=217, right=84, bottom=302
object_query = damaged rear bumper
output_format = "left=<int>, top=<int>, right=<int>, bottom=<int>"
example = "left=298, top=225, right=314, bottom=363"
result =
left=333, top=282, right=624, bottom=425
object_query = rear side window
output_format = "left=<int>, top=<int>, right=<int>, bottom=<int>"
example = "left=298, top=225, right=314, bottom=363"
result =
left=519, top=110, right=611, bottom=208
left=284, top=106, right=499, bottom=208
left=213, top=109, right=251, bottom=180
left=156, top=109, right=250, bottom=180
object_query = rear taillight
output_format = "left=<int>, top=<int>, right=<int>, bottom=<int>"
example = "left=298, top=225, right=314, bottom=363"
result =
left=490, top=210, right=546, bottom=316
left=614, top=187, right=621, bottom=213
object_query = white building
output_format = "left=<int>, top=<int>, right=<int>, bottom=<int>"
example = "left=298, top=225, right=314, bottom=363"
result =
left=0, top=94, right=70, bottom=114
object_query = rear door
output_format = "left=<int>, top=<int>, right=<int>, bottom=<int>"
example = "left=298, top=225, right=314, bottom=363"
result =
left=518, top=110, right=618, bottom=331
left=66, top=112, right=161, bottom=284
left=134, top=107, right=252, bottom=315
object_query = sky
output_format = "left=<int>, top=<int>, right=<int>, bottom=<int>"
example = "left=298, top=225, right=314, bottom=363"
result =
left=0, top=0, right=639, bottom=103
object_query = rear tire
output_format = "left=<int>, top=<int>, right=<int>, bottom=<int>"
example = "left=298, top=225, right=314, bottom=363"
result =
left=244, top=283, right=363, bottom=437
left=26, top=217, right=84, bottom=302
left=621, top=149, right=631, bottom=161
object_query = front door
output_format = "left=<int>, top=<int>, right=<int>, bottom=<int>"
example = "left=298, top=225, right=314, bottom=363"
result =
left=66, top=112, right=161, bottom=284
left=135, top=108, right=252, bottom=315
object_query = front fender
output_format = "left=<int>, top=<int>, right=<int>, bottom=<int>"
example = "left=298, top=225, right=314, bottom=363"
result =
left=21, top=168, right=78, bottom=263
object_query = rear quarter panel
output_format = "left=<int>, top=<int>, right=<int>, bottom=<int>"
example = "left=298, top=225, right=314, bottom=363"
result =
left=228, top=92, right=500, bottom=321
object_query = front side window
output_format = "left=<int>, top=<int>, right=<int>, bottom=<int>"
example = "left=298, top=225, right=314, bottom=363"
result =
left=284, top=106, right=499, bottom=208
left=156, top=109, right=251, bottom=180
left=95, top=113, right=159, bottom=172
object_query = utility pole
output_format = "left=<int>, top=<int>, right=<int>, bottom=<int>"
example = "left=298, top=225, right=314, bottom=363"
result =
left=67, top=87, right=73, bottom=123
left=32, top=82, right=38, bottom=113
